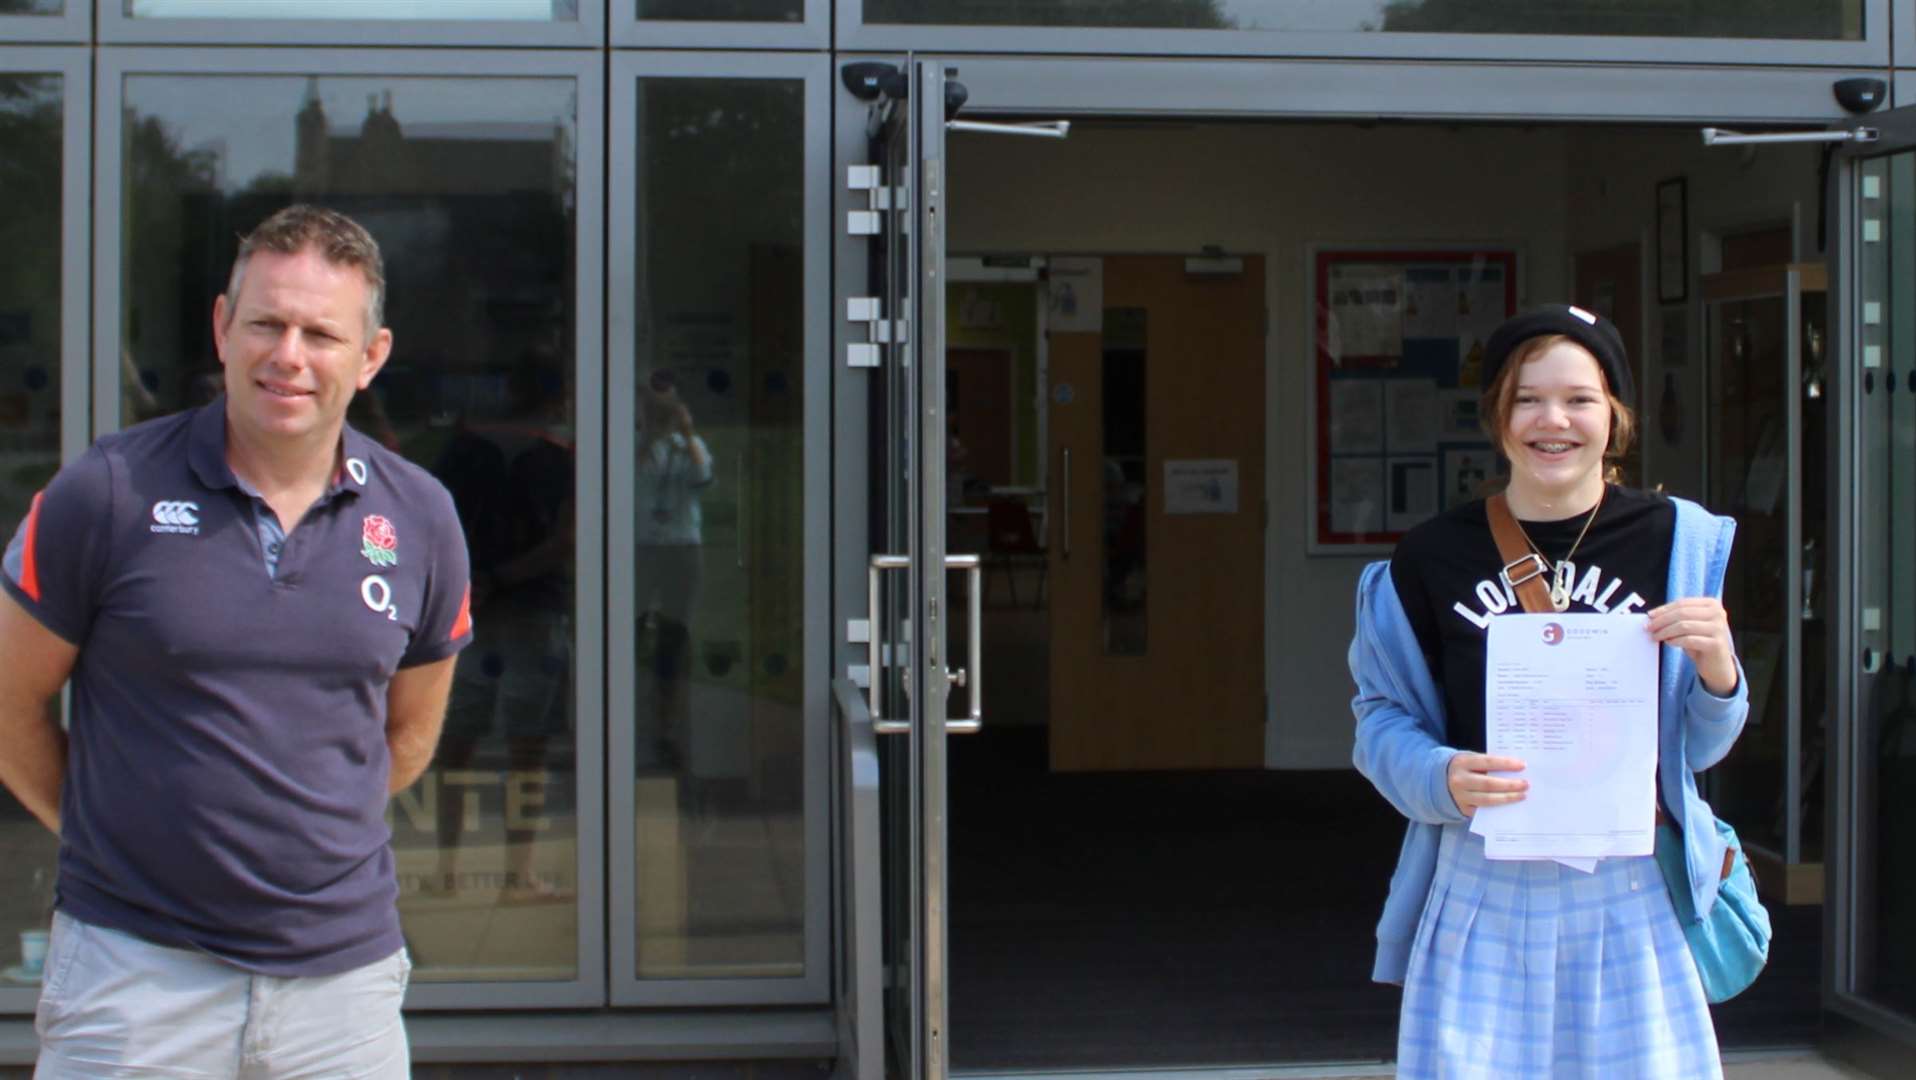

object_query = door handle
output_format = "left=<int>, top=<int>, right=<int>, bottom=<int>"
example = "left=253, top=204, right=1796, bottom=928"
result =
left=946, top=553, right=982, bottom=735
left=868, top=555, right=910, bottom=735
left=1060, top=446, right=1072, bottom=561
left=868, top=553, right=984, bottom=735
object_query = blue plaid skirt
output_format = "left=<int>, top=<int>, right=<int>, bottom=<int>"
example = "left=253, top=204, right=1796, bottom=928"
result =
left=1397, top=824, right=1722, bottom=1080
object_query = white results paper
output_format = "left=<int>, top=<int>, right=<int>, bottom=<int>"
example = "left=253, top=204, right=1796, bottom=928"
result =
left=1470, top=613, right=1659, bottom=863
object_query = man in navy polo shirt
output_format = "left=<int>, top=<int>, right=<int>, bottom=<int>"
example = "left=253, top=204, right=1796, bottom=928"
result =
left=0, top=205, right=471, bottom=1078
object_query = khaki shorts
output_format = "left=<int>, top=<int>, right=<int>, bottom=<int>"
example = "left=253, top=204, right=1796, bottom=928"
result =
left=34, top=911, right=411, bottom=1079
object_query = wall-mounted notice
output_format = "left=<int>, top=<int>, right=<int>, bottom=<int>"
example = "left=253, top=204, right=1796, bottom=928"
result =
left=1046, top=257, right=1103, bottom=333
left=1310, top=247, right=1518, bottom=553
left=1164, top=459, right=1239, bottom=515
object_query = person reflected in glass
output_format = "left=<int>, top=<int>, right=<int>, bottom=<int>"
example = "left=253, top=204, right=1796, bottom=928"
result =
left=1351, top=304, right=1748, bottom=1078
left=430, top=350, right=575, bottom=904
left=635, top=369, right=712, bottom=768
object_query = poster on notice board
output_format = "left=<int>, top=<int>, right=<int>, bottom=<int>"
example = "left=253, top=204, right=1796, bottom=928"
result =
left=1309, top=247, right=1519, bottom=553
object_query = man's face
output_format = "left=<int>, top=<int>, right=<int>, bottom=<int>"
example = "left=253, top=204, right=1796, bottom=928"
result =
left=212, top=246, right=392, bottom=454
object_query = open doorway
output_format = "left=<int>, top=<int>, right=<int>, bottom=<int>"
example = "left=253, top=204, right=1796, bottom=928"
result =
left=940, top=116, right=1829, bottom=1072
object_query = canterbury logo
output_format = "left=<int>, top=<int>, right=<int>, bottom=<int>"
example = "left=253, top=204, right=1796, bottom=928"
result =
left=150, top=500, right=201, bottom=535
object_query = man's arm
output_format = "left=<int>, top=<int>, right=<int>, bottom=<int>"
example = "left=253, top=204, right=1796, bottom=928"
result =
left=387, top=655, right=458, bottom=795
left=0, top=590, right=78, bottom=833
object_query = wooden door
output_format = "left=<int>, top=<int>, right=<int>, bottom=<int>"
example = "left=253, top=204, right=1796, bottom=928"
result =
left=1047, top=255, right=1265, bottom=772
left=948, top=348, right=1014, bottom=487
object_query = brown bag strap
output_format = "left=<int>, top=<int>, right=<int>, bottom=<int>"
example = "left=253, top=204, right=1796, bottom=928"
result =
left=1486, top=494, right=1555, bottom=615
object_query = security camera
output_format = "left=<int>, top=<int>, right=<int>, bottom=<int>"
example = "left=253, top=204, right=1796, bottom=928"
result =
left=1834, top=77, right=1887, bottom=115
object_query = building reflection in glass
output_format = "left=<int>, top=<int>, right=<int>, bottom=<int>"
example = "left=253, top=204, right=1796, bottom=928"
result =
left=127, top=0, right=577, bottom=21
left=637, top=0, right=800, bottom=21
left=120, top=73, right=581, bottom=982
left=631, top=77, right=805, bottom=980
left=0, top=71, right=63, bottom=987
left=862, top=0, right=1859, bottom=39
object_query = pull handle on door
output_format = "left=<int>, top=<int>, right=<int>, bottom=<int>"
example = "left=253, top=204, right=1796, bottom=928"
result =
left=868, top=553, right=984, bottom=735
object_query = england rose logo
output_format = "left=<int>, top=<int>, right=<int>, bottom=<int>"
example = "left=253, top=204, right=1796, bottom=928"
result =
left=361, top=514, right=399, bottom=567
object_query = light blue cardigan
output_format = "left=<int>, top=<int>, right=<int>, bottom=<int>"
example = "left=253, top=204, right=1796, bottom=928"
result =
left=1349, top=495, right=1751, bottom=984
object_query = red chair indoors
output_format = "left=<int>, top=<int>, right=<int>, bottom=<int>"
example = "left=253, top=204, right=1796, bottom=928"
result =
left=984, top=498, right=1047, bottom=609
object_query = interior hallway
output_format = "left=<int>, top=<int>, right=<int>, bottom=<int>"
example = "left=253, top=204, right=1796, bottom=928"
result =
left=947, top=728, right=1822, bottom=1072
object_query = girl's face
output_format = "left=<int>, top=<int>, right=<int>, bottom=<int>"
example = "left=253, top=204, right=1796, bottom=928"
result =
left=1503, top=340, right=1611, bottom=495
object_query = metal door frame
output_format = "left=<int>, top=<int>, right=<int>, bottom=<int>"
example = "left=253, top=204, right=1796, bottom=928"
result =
left=829, top=52, right=1884, bottom=1077
left=605, top=49, right=834, bottom=1008
left=93, top=44, right=608, bottom=1010
left=1823, top=102, right=1916, bottom=1061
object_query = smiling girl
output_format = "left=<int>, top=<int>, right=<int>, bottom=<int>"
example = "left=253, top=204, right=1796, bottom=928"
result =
left=1350, top=304, right=1750, bottom=1079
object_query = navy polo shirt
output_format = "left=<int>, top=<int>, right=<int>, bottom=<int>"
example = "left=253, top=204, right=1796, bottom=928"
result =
left=1, top=399, right=472, bottom=976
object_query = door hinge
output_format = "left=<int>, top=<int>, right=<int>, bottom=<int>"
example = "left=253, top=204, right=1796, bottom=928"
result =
left=846, top=165, right=895, bottom=236
left=846, top=297, right=898, bottom=368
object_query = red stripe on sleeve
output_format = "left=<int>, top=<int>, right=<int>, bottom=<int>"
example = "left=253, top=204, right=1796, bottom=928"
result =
left=449, top=584, right=472, bottom=640
left=17, top=491, right=43, bottom=602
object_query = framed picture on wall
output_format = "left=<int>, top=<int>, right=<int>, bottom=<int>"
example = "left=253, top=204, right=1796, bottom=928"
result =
left=1657, top=177, right=1688, bottom=303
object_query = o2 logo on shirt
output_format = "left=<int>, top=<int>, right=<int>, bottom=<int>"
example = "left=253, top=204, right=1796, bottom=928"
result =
left=1542, top=622, right=1565, bottom=645
left=361, top=575, right=400, bottom=623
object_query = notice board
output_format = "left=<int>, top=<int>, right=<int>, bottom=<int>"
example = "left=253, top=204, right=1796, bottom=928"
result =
left=1309, top=247, right=1519, bottom=553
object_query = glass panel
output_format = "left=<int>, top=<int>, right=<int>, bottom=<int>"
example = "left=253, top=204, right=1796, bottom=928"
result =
left=127, top=0, right=578, bottom=21
left=0, top=70, right=63, bottom=985
left=1102, top=307, right=1145, bottom=655
left=876, top=98, right=915, bottom=1073
left=638, top=0, right=800, bottom=22
left=1855, top=149, right=1916, bottom=1018
left=0, top=1, right=62, bottom=15
left=863, top=0, right=1860, bottom=39
left=1799, top=287, right=1828, bottom=866
left=121, top=72, right=583, bottom=983
left=1704, top=292, right=1790, bottom=855
left=631, top=76, right=805, bottom=980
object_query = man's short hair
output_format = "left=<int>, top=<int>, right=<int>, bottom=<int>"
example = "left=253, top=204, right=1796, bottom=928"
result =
left=224, top=205, right=386, bottom=334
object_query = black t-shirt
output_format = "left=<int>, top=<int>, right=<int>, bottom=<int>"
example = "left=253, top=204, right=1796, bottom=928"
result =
left=1388, top=484, right=1675, bottom=753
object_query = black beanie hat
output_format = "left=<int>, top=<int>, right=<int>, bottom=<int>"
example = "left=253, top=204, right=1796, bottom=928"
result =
left=1482, top=303, right=1634, bottom=405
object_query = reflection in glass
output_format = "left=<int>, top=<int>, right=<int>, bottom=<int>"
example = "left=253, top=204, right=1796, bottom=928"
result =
left=633, top=77, right=805, bottom=979
left=1797, top=288, right=1827, bottom=867
left=638, top=0, right=799, bottom=21
left=864, top=0, right=1859, bottom=39
left=122, top=73, right=582, bottom=982
left=128, top=0, right=577, bottom=20
left=1860, top=151, right=1916, bottom=1017
left=1704, top=294, right=1788, bottom=854
left=0, top=71, right=63, bottom=983
left=0, top=1, right=62, bottom=15
left=875, top=94, right=913, bottom=1069
left=1102, top=308, right=1145, bottom=655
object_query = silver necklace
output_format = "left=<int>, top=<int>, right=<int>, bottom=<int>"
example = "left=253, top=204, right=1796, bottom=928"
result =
left=1510, top=488, right=1605, bottom=612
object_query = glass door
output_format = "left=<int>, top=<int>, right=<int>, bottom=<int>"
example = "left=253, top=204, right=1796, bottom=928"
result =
left=864, top=58, right=974, bottom=1080
left=1829, top=104, right=1916, bottom=1058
